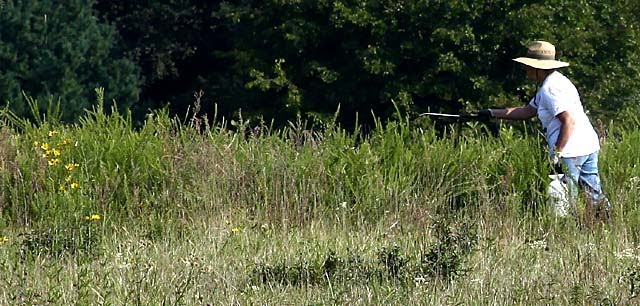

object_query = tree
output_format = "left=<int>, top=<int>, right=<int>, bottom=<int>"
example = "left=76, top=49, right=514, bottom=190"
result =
left=0, top=0, right=139, bottom=122
left=8, top=0, right=637, bottom=126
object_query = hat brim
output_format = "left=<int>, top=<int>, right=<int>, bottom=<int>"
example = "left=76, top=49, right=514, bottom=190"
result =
left=513, top=57, right=569, bottom=69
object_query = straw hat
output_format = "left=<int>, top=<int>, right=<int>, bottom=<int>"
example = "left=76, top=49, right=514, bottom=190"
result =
left=513, top=41, right=569, bottom=70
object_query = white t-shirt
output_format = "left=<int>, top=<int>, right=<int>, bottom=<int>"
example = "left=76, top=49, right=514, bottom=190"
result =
left=528, top=71, right=600, bottom=157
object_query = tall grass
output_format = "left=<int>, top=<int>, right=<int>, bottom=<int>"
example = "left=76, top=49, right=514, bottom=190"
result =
left=0, top=95, right=638, bottom=305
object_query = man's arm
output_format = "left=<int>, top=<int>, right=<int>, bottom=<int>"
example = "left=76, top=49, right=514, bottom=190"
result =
left=554, top=111, right=575, bottom=154
left=490, top=104, right=537, bottom=120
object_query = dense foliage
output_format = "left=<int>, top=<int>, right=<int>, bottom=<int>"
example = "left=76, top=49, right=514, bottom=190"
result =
left=0, top=0, right=139, bottom=121
left=1, top=0, right=639, bottom=125
left=92, top=1, right=228, bottom=119
left=212, top=0, right=640, bottom=126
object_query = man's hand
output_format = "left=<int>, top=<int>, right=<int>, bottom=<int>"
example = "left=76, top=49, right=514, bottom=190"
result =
left=552, top=151, right=563, bottom=174
left=552, top=151, right=561, bottom=165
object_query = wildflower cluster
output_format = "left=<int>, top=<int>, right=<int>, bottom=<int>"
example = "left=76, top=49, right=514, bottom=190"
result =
left=0, top=236, right=8, bottom=245
left=33, top=130, right=81, bottom=192
left=85, top=214, right=101, bottom=221
left=225, top=220, right=241, bottom=234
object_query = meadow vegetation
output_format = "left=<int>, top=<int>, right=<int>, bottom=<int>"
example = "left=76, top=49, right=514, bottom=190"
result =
left=0, top=93, right=639, bottom=305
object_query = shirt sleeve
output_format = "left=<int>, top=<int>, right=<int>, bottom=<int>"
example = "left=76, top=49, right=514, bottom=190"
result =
left=528, top=96, right=538, bottom=109
left=542, top=86, right=570, bottom=116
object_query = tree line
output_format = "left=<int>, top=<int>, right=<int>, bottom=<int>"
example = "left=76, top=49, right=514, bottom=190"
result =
left=1, top=0, right=639, bottom=127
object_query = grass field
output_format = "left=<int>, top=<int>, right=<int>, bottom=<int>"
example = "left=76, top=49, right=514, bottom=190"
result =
left=0, top=96, right=639, bottom=305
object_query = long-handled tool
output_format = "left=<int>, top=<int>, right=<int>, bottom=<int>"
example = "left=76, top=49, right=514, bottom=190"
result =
left=418, top=111, right=499, bottom=136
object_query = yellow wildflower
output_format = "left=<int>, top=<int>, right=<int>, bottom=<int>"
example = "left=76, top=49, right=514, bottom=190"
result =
left=52, top=149, right=61, bottom=156
left=65, top=176, right=72, bottom=182
left=85, top=214, right=101, bottom=221
left=65, top=163, right=80, bottom=171
left=71, top=183, right=80, bottom=189
left=48, top=130, right=58, bottom=137
left=48, top=158, right=61, bottom=166
left=33, top=141, right=40, bottom=147
left=0, top=236, right=8, bottom=245
left=41, top=153, right=49, bottom=159
left=231, top=227, right=240, bottom=234
left=40, top=143, right=50, bottom=150
left=60, top=138, right=72, bottom=146
left=59, top=185, right=66, bottom=191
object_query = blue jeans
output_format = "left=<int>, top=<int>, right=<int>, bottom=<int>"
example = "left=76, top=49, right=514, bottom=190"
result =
left=561, top=151, right=611, bottom=214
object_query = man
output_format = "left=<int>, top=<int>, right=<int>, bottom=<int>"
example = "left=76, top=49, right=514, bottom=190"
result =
left=478, top=41, right=610, bottom=219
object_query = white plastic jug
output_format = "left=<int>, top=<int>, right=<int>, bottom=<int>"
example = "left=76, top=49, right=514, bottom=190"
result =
left=547, top=174, right=570, bottom=217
